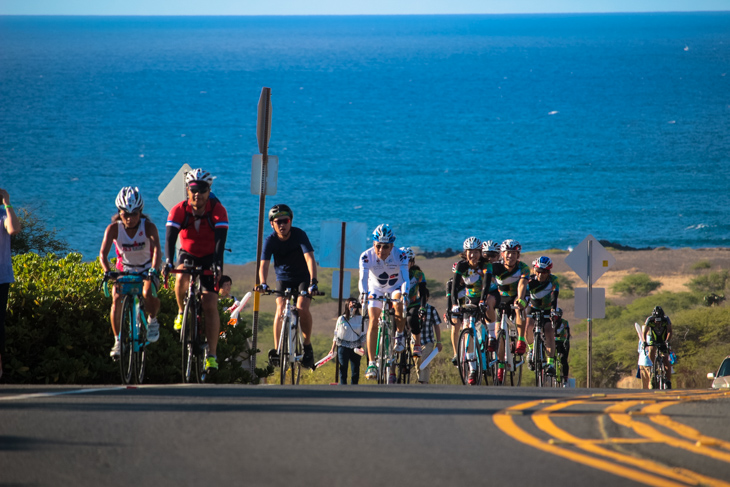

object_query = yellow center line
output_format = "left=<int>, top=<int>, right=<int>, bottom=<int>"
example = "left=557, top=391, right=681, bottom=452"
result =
left=494, top=390, right=730, bottom=487
left=608, top=399, right=730, bottom=464
left=642, top=400, right=730, bottom=452
left=538, top=400, right=727, bottom=486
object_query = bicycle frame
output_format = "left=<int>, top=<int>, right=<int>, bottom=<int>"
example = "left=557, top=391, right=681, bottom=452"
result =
left=529, top=309, right=552, bottom=387
left=104, top=272, right=152, bottom=385
left=374, top=294, right=401, bottom=385
left=495, top=302, right=523, bottom=386
left=457, top=304, right=488, bottom=385
left=275, top=289, right=303, bottom=385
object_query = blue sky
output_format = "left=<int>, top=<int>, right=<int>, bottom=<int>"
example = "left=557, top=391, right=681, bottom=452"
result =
left=1, top=0, right=728, bottom=15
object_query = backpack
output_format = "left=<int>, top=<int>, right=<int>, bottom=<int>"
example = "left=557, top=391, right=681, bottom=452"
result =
left=180, top=193, right=220, bottom=231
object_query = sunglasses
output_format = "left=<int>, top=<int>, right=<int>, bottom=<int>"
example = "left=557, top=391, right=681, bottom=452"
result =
left=375, top=243, right=392, bottom=249
left=535, top=268, right=549, bottom=274
left=120, top=211, right=139, bottom=218
left=189, top=185, right=210, bottom=194
left=274, top=218, right=291, bottom=225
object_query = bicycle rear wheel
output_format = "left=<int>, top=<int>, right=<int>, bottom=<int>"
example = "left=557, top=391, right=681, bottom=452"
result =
left=134, top=305, right=146, bottom=384
left=181, top=296, right=197, bottom=383
left=396, top=341, right=413, bottom=384
left=119, top=295, right=135, bottom=385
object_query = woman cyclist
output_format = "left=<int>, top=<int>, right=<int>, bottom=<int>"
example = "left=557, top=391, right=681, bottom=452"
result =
left=525, top=256, right=560, bottom=376
left=480, top=239, right=501, bottom=353
left=99, top=187, right=162, bottom=359
left=451, top=237, right=491, bottom=385
left=401, top=247, right=428, bottom=357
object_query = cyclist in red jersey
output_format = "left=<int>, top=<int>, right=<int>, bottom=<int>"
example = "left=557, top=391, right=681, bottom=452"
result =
left=164, top=168, right=229, bottom=374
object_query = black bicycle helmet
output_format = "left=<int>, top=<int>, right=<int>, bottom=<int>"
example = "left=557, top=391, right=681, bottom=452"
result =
left=268, top=204, right=293, bottom=222
left=652, top=306, right=664, bottom=319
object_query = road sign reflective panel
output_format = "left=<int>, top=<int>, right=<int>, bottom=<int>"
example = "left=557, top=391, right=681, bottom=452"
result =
left=564, top=235, right=616, bottom=285
left=331, top=271, right=351, bottom=299
left=250, top=155, right=278, bottom=195
left=574, top=287, right=606, bottom=319
left=319, top=221, right=368, bottom=269
left=158, top=163, right=192, bottom=212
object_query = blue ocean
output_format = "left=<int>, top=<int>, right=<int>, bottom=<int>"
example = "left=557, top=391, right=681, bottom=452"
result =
left=1, top=13, right=729, bottom=264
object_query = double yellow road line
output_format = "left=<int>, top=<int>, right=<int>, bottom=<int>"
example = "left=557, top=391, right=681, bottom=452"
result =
left=494, top=390, right=730, bottom=487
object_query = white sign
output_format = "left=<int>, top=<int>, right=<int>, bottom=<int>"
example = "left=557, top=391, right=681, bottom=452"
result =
left=158, top=163, right=192, bottom=212
left=319, top=221, right=368, bottom=269
left=564, top=235, right=616, bottom=285
left=250, top=155, right=278, bottom=196
left=331, top=271, right=352, bottom=299
left=574, top=287, right=606, bottom=319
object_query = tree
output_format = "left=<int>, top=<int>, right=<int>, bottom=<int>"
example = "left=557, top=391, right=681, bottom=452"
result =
left=10, top=207, right=71, bottom=256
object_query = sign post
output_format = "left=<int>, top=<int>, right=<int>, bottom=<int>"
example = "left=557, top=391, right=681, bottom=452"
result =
left=565, top=235, right=615, bottom=388
left=252, top=87, right=273, bottom=376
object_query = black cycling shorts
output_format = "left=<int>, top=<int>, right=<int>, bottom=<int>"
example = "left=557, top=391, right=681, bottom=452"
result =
left=276, top=279, right=309, bottom=297
left=177, top=251, right=217, bottom=293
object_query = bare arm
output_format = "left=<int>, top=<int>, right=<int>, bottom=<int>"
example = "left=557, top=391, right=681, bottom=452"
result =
left=99, top=223, right=119, bottom=273
left=303, top=251, right=317, bottom=282
left=0, top=189, right=20, bottom=235
left=259, top=259, right=271, bottom=287
left=146, top=220, right=162, bottom=270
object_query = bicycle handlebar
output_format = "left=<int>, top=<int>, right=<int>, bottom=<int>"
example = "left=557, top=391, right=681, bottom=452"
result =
left=256, top=288, right=325, bottom=299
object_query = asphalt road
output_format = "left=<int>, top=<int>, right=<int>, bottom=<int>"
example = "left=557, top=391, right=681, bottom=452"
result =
left=1, top=385, right=728, bottom=487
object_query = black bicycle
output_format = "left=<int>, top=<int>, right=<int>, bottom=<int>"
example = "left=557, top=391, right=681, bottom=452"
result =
left=168, top=264, right=214, bottom=383
left=394, top=321, right=415, bottom=384
left=649, top=343, right=671, bottom=390
left=528, top=308, right=554, bottom=387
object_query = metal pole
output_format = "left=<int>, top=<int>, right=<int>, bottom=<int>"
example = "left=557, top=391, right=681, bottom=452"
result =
left=335, top=222, right=346, bottom=384
left=252, top=87, right=272, bottom=377
left=587, top=239, right=593, bottom=388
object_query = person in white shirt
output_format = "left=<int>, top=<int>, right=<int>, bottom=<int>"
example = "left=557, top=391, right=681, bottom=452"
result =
left=329, top=298, right=367, bottom=385
left=359, top=224, right=409, bottom=381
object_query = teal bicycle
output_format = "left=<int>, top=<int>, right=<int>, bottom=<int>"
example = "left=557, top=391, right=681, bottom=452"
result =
left=104, top=271, right=155, bottom=384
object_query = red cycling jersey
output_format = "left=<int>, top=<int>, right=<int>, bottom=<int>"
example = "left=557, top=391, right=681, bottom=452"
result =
left=166, top=199, right=229, bottom=257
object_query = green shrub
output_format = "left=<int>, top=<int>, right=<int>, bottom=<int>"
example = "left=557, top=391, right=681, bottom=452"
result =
left=6, top=252, right=271, bottom=384
left=687, top=270, right=729, bottom=294
left=691, top=260, right=712, bottom=271
left=611, top=273, right=662, bottom=296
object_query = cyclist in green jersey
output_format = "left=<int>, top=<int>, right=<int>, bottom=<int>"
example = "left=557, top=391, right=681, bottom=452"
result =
left=451, top=237, right=491, bottom=384
left=525, top=256, right=560, bottom=376
left=552, top=307, right=570, bottom=384
left=401, top=247, right=428, bottom=357
left=487, top=240, right=530, bottom=383
left=642, top=305, right=674, bottom=389
left=480, top=240, right=501, bottom=352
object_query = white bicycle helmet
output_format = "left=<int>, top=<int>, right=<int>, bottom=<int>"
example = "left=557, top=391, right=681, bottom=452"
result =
left=482, top=240, right=500, bottom=253
left=115, top=186, right=144, bottom=213
left=500, top=239, right=522, bottom=252
left=463, top=236, right=482, bottom=250
left=533, top=256, right=553, bottom=271
left=185, top=168, right=214, bottom=186
left=400, top=247, right=415, bottom=261
left=373, top=224, right=396, bottom=244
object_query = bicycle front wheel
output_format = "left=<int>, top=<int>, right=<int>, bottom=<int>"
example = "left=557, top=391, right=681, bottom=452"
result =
left=291, top=317, right=302, bottom=385
left=181, top=296, right=197, bottom=383
left=458, top=328, right=482, bottom=386
left=119, top=295, right=136, bottom=385
left=376, top=322, right=389, bottom=384
left=134, top=305, right=146, bottom=384
left=280, top=315, right=291, bottom=385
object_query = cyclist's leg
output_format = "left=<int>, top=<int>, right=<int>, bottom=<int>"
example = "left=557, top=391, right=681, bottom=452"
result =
left=366, top=297, right=382, bottom=364
left=142, top=278, right=160, bottom=319
left=486, top=293, right=499, bottom=350
left=201, top=291, right=219, bottom=356
left=544, top=314, right=556, bottom=374
left=525, top=313, right=535, bottom=366
left=110, top=282, right=122, bottom=337
left=296, top=293, right=313, bottom=346
left=392, top=291, right=405, bottom=334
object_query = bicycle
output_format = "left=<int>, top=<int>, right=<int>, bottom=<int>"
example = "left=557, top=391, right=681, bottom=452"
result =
left=103, top=271, right=155, bottom=385
left=554, top=342, right=565, bottom=388
left=456, top=303, right=489, bottom=386
left=370, top=294, right=403, bottom=384
left=648, top=342, right=671, bottom=390
left=493, top=302, right=524, bottom=386
left=167, top=264, right=214, bottom=383
left=395, top=320, right=414, bottom=384
left=528, top=308, right=554, bottom=387
left=261, top=288, right=324, bottom=385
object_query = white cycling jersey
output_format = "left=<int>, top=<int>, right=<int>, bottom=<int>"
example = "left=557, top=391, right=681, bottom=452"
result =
left=358, top=246, right=410, bottom=298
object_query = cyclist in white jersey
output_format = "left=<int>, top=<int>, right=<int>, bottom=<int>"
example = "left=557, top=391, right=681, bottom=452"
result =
left=359, top=224, right=410, bottom=380
left=99, top=187, right=162, bottom=358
